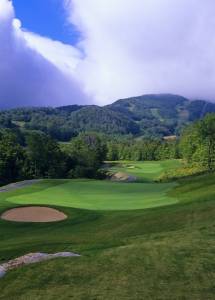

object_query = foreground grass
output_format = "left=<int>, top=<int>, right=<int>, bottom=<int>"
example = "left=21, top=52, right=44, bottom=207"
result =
left=0, top=168, right=214, bottom=299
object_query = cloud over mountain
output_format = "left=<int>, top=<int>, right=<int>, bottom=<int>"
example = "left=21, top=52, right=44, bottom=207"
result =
left=1, top=0, right=215, bottom=108
left=65, top=0, right=215, bottom=103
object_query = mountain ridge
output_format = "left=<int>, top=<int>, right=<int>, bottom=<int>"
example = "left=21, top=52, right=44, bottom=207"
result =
left=1, top=94, right=215, bottom=140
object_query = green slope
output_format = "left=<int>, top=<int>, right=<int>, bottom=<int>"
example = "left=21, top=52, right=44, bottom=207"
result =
left=0, top=172, right=214, bottom=299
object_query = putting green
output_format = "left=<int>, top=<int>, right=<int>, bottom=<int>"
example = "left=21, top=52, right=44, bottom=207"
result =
left=5, top=179, right=178, bottom=211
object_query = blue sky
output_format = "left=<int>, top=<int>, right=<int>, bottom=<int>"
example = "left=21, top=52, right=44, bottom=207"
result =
left=13, top=0, right=80, bottom=44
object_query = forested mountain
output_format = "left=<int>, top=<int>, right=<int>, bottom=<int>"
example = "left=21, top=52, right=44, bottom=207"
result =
left=108, top=94, right=215, bottom=136
left=0, top=94, right=215, bottom=141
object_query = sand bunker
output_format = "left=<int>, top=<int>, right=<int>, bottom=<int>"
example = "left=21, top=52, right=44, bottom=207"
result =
left=111, top=172, right=137, bottom=182
left=1, top=206, right=67, bottom=223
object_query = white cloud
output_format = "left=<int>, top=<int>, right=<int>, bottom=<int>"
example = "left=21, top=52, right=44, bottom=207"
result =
left=23, top=31, right=81, bottom=75
left=64, top=0, right=215, bottom=103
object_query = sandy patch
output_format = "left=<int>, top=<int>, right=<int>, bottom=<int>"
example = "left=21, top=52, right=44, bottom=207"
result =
left=1, top=206, right=67, bottom=223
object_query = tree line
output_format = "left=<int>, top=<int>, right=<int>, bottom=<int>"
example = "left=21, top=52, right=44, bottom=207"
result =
left=107, top=113, right=215, bottom=171
left=106, top=138, right=179, bottom=161
left=0, top=130, right=107, bottom=185
left=180, top=113, right=215, bottom=171
left=0, top=113, right=214, bottom=185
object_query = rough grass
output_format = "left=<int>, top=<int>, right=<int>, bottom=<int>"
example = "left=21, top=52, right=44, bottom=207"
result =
left=0, top=162, right=214, bottom=300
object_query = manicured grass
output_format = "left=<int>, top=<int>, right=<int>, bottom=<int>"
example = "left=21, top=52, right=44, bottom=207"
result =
left=107, top=159, right=181, bottom=181
left=6, top=179, right=177, bottom=210
left=0, top=162, right=214, bottom=300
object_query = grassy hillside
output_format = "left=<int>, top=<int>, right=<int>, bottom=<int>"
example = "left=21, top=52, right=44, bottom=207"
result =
left=0, top=161, right=214, bottom=299
left=1, top=94, right=215, bottom=140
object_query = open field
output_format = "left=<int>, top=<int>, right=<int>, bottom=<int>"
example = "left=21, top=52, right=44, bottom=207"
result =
left=0, top=161, right=215, bottom=299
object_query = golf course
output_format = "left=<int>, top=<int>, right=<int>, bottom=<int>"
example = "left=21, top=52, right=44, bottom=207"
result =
left=1, top=0, right=215, bottom=297
left=0, top=160, right=215, bottom=299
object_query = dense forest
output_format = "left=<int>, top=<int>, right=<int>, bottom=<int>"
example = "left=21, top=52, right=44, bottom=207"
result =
left=0, top=111, right=214, bottom=185
left=1, top=94, right=215, bottom=141
left=180, top=113, right=215, bottom=171
left=0, top=129, right=109, bottom=185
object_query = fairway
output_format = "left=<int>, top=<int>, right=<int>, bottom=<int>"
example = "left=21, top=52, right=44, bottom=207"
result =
left=5, top=179, right=177, bottom=211
left=107, top=160, right=181, bottom=181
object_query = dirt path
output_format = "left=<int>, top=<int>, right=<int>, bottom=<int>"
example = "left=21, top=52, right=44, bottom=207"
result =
left=0, top=180, right=41, bottom=193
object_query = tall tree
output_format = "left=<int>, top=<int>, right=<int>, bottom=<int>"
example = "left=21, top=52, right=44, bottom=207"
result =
left=198, top=114, right=215, bottom=170
left=25, top=132, right=65, bottom=178
left=180, top=113, right=215, bottom=170
left=0, top=130, right=25, bottom=183
left=62, top=133, right=107, bottom=178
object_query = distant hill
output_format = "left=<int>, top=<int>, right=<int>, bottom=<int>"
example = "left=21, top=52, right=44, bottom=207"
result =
left=0, top=94, right=215, bottom=140
left=107, top=94, right=215, bottom=137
